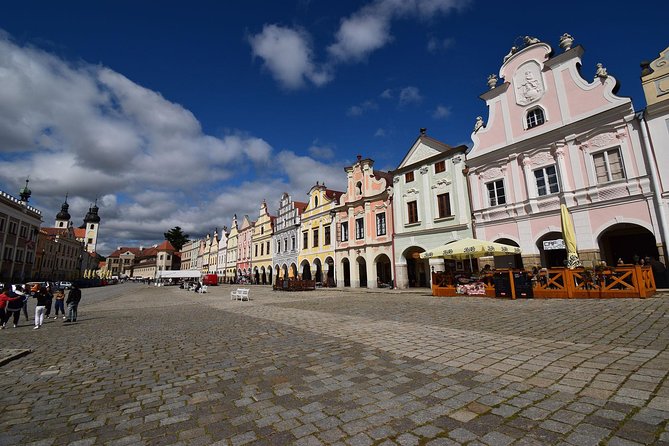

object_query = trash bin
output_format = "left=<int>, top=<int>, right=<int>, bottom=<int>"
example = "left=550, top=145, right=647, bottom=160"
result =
left=513, top=271, right=534, bottom=298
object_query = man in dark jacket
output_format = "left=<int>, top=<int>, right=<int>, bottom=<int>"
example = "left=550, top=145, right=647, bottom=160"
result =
left=64, top=284, right=82, bottom=323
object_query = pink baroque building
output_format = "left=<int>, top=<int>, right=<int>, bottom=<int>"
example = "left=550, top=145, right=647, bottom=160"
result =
left=236, top=215, right=254, bottom=281
left=467, top=35, right=664, bottom=268
left=333, top=155, right=394, bottom=288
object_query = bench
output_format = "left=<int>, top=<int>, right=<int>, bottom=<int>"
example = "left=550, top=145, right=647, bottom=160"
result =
left=231, top=288, right=250, bottom=301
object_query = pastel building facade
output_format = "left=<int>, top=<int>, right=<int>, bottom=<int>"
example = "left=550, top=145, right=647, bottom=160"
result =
left=217, top=227, right=228, bottom=282
left=298, top=183, right=342, bottom=284
left=333, top=156, right=393, bottom=288
left=392, top=131, right=472, bottom=288
left=237, top=215, right=254, bottom=280
left=272, top=193, right=306, bottom=280
left=0, top=185, right=41, bottom=283
left=467, top=36, right=663, bottom=267
left=225, top=215, right=239, bottom=282
left=640, top=45, right=669, bottom=262
left=252, top=201, right=274, bottom=284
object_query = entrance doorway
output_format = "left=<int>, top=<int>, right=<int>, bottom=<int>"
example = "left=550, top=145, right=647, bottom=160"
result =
left=494, top=238, right=523, bottom=269
left=537, top=232, right=567, bottom=268
left=599, top=223, right=658, bottom=265
left=404, top=247, right=428, bottom=287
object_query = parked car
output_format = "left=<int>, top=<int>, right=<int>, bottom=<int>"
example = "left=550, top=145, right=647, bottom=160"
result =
left=58, top=281, right=73, bottom=290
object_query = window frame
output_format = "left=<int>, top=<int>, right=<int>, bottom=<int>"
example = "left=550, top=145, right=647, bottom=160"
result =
left=313, top=228, right=319, bottom=247
left=534, top=165, right=560, bottom=196
left=593, top=147, right=626, bottom=184
left=405, top=171, right=415, bottom=183
left=341, top=222, right=349, bottom=242
left=526, top=107, right=545, bottom=129
left=486, top=179, right=506, bottom=206
left=376, top=212, right=387, bottom=236
left=407, top=201, right=419, bottom=224
left=303, top=231, right=309, bottom=249
left=436, top=193, right=452, bottom=219
left=434, top=160, right=446, bottom=174
left=355, top=217, right=364, bottom=240
left=324, top=226, right=331, bottom=245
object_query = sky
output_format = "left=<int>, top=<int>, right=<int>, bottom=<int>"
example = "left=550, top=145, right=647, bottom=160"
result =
left=0, top=0, right=667, bottom=256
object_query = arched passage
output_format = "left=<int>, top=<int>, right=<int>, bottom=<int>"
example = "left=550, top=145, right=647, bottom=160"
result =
left=341, top=258, right=351, bottom=287
left=313, top=258, right=323, bottom=283
left=493, top=238, right=524, bottom=269
left=357, top=257, right=367, bottom=288
left=599, top=223, right=658, bottom=265
left=375, top=254, right=393, bottom=287
left=537, top=232, right=566, bottom=268
left=325, top=256, right=335, bottom=287
left=300, top=260, right=312, bottom=280
left=403, top=246, right=429, bottom=288
left=289, top=263, right=297, bottom=279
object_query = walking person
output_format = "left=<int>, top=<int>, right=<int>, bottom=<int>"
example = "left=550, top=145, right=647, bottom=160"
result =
left=44, top=284, right=54, bottom=319
left=21, top=283, right=30, bottom=321
left=1, top=286, right=23, bottom=329
left=64, top=284, right=81, bottom=323
left=32, top=284, right=49, bottom=329
left=5, top=286, right=25, bottom=328
left=53, top=288, right=66, bottom=319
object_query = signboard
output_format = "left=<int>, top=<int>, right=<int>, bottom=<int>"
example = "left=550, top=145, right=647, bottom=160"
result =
left=543, top=239, right=565, bottom=250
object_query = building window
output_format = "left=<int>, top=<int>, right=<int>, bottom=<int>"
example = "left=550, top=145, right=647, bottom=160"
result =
left=486, top=180, right=506, bottom=206
left=9, top=221, right=17, bottom=234
left=534, top=165, right=560, bottom=196
left=266, top=241, right=270, bottom=254
left=276, top=240, right=280, bottom=254
left=261, top=227, right=264, bottom=235
left=355, top=218, right=364, bottom=240
left=4, top=247, right=12, bottom=260
left=355, top=181, right=362, bottom=195
left=324, top=226, right=331, bottom=245
left=88, top=238, right=93, bottom=244
left=167, top=255, right=171, bottom=260
left=593, top=148, right=625, bottom=183
left=291, top=236, right=295, bottom=250
left=434, top=160, right=446, bottom=174
left=405, top=171, right=415, bottom=183
left=90, top=224, right=95, bottom=230
left=314, top=196, right=319, bottom=207
left=19, top=225, right=27, bottom=238
left=376, top=213, right=387, bottom=236
left=407, top=201, right=418, bottom=224
left=0, top=219, right=4, bottom=231
left=303, top=232, right=308, bottom=249
left=526, top=108, right=545, bottom=129
left=341, top=222, right=349, bottom=242
left=437, top=193, right=452, bottom=218
left=313, top=229, right=319, bottom=247
left=260, top=244, right=263, bottom=256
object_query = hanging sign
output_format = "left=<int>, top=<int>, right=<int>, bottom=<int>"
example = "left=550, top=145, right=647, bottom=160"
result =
left=543, top=239, right=565, bottom=250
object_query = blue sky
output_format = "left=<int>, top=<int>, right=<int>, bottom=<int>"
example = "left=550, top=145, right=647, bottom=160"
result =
left=0, top=1, right=667, bottom=255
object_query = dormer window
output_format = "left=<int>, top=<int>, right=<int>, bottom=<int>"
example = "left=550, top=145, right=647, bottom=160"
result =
left=526, top=108, right=545, bottom=129
left=314, top=196, right=319, bottom=207
left=355, top=181, right=362, bottom=195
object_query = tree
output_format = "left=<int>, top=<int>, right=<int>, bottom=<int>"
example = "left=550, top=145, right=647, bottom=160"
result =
left=164, top=226, right=189, bottom=251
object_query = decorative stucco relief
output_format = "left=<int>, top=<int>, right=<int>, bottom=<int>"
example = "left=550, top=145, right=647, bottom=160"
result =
left=531, top=152, right=555, bottom=167
left=419, top=166, right=429, bottom=175
left=480, top=167, right=503, bottom=181
left=431, top=177, right=452, bottom=190
left=588, top=132, right=616, bottom=148
left=514, top=61, right=545, bottom=106
left=403, top=188, right=420, bottom=197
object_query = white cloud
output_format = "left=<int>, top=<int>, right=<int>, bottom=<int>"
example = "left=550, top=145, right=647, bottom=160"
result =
left=399, top=86, right=423, bottom=106
left=0, top=32, right=344, bottom=255
left=248, top=24, right=331, bottom=90
left=250, top=0, right=468, bottom=89
left=432, top=104, right=452, bottom=119
left=380, top=88, right=393, bottom=99
left=308, top=144, right=336, bottom=159
left=374, top=128, right=387, bottom=137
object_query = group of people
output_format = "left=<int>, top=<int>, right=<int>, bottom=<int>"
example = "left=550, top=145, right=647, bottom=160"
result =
left=0, top=283, right=81, bottom=330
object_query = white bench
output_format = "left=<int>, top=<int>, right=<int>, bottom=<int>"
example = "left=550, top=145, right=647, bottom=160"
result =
left=198, top=285, right=208, bottom=294
left=231, top=288, right=250, bottom=301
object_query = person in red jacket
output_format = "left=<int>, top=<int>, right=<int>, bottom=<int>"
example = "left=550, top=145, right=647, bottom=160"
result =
left=0, top=286, right=23, bottom=329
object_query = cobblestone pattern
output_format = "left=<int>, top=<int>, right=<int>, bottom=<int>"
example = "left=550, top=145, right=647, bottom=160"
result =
left=0, top=284, right=667, bottom=445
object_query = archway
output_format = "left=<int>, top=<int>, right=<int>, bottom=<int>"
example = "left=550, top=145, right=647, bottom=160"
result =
left=599, top=223, right=658, bottom=265
left=289, top=263, right=297, bottom=279
left=300, top=260, right=312, bottom=280
left=537, top=232, right=567, bottom=268
left=254, top=267, right=260, bottom=284
left=260, top=266, right=266, bottom=285
left=342, top=258, right=351, bottom=287
left=313, top=258, right=323, bottom=283
left=403, top=247, right=429, bottom=288
left=325, top=256, right=335, bottom=287
left=375, top=254, right=392, bottom=287
left=357, top=257, right=367, bottom=288
left=493, top=238, right=523, bottom=269
left=267, top=266, right=272, bottom=285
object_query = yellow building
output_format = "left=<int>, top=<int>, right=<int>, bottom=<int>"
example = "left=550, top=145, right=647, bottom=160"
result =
left=298, top=182, right=343, bottom=285
left=225, top=215, right=239, bottom=283
left=252, top=201, right=275, bottom=284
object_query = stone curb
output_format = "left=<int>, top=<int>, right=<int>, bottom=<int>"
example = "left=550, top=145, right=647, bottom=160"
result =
left=0, top=348, right=32, bottom=367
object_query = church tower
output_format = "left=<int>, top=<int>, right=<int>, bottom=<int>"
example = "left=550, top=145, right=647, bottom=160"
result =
left=55, top=195, right=71, bottom=228
left=82, top=200, right=101, bottom=253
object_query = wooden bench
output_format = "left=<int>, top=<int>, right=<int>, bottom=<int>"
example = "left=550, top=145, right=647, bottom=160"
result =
left=231, top=288, right=250, bottom=301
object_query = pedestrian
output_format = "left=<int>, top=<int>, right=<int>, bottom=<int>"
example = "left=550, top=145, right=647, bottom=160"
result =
left=1, top=286, right=23, bottom=329
left=21, top=283, right=30, bottom=321
left=64, top=284, right=81, bottom=323
left=44, top=284, right=54, bottom=319
left=53, top=288, right=66, bottom=319
left=32, top=284, right=49, bottom=329
left=5, top=286, right=25, bottom=328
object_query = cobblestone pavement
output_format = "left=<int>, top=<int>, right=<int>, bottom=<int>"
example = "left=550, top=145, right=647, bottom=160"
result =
left=1, top=284, right=668, bottom=445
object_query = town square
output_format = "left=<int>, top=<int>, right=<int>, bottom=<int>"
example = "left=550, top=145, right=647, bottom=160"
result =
left=1, top=283, right=669, bottom=445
